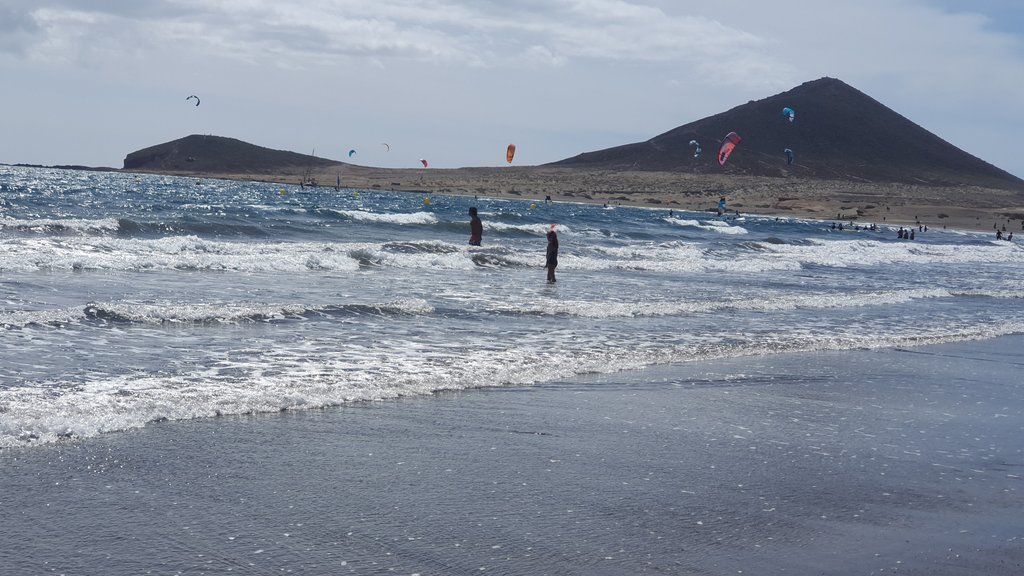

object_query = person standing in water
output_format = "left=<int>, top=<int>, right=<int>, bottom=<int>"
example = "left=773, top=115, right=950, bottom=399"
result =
left=545, top=224, right=559, bottom=283
left=468, top=207, right=482, bottom=246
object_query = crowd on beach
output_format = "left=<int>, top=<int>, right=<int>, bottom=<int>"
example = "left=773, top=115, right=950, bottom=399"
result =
left=831, top=222, right=880, bottom=233
left=830, top=216, right=1019, bottom=242
left=896, top=226, right=919, bottom=240
left=994, top=220, right=1019, bottom=241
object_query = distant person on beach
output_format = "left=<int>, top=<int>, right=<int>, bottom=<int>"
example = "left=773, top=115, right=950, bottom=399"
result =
left=545, top=225, right=559, bottom=283
left=996, top=230, right=1003, bottom=240
left=468, top=207, right=482, bottom=246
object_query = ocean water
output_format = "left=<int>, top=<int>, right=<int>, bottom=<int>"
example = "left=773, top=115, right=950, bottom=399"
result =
left=2, top=165, right=1023, bottom=448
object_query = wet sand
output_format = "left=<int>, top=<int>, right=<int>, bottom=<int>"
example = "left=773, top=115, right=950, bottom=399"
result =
left=2, top=336, right=1022, bottom=575
left=143, top=164, right=1024, bottom=234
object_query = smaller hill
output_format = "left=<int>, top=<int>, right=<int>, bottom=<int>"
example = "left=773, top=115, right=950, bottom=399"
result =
left=123, top=135, right=341, bottom=175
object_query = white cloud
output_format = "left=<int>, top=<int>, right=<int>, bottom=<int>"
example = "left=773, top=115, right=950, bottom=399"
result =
left=0, top=2, right=42, bottom=56
left=1, top=0, right=1022, bottom=178
left=9, top=1, right=789, bottom=80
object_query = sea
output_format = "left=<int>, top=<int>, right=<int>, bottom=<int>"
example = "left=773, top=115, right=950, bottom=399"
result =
left=2, top=164, right=1023, bottom=449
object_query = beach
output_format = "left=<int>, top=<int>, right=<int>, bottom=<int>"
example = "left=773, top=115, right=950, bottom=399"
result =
left=2, top=165, right=1023, bottom=575
left=2, top=336, right=1022, bottom=575
left=6, top=2, right=1024, bottom=573
left=148, top=164, right=1024, bottom=234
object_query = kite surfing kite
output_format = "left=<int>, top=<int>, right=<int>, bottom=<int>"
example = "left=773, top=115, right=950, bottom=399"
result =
left=419, top=159, right=429, bottom=168
left=348, top=149, right=357, bottom=158
left=506, top=144, right=516, bottom=164
left=689, top=140, right=701, bottom=158
left=782, top=107, right=795, bottom=122
left=186, top=95, right=200, bottom=106
left=718, top=132, right=741, bottom=166
left=381, top=143, right=390, bottom=152
left=784, top=148, right=794, bottom=165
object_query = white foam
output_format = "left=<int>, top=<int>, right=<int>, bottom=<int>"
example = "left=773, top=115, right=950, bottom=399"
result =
left=766, top=238, right=1024, bottom=267
left=339, top=210, right=438, bottom=225
left=484, top=288, right=954, bottom=318
left=0, top=216, right=121, bottom=234
left=2, top=229, right=1019, bottom=277
left=0, top=298, right=435, bottom=328
left=4, top=317, right=1023, bottom=449
left=670, top=219, right=749, bottom=234
left=0, top=236, right=364, bottom=273
left=349, top=242, right=480, bottom=270
left=0, top=306, right=85, bottom=328
left=582, top=243, right=800, bottom=273
left=484, top=221, right=575, bottom=236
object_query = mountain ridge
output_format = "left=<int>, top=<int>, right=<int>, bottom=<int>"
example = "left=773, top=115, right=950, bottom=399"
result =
left=548, top=77, right=1023, bottom=190
left=122, top=135, right=342, bottom=176
left=120, top=78, right=1023, bottom=192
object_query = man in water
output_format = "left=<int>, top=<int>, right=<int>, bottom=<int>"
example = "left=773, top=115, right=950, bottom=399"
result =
left=468, top=207, right=482, bottom=246
left=545, top=224, right=559, bottom=283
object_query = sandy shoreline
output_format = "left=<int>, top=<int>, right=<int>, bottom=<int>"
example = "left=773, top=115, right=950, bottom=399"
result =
left=3, top=336, right=1022, bottom=574
left=128, top=164, right=1024, bottom=234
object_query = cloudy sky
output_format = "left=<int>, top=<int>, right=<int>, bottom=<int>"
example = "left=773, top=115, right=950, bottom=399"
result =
left=2, top=0, right=1023, bottom=177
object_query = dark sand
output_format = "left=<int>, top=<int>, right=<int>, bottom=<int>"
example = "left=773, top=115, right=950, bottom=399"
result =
left=2, top=337, right=1022, bottom=575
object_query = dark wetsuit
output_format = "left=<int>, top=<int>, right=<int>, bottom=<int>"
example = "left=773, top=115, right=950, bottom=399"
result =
left=469, top=213, right=482, bottom=246
left=545, top=230, right=558, bottom=283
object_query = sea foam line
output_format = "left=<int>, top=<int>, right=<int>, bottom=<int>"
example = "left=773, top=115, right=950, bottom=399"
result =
left=0, top=236, right=365, bottom=273
left=337, top=210, right=438, bottom=225
left=1, top=299, right=434, bottom=328
left=0, top=216, right=121, bottom=235
left=485, top=288, right=957, bottom=318
left=2, top=318, right=1022, bottom=449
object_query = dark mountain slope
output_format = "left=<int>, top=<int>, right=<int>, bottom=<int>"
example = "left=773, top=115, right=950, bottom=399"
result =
left=123, top=135, right=341, bottom=174
left=549, top=77, right=1023, bottom=190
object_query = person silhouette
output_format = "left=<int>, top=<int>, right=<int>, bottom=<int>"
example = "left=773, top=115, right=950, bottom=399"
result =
left=545, top=224, right=559, bottom=283
left=468, top=207, right=482, bottom=246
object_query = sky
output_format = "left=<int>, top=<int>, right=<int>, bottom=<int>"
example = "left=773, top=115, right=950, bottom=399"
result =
left=2, top=0, right=1024, bottom=178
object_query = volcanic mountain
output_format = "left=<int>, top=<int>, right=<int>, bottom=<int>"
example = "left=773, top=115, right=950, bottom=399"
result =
left=549, top=77, right=1024, bottom=190
left=123, top=135, right=341, bottom=175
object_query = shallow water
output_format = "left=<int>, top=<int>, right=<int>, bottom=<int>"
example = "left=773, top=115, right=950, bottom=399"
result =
left=1, top=337, right=1021, bottom=575
left=2, top=165, right=1023, bottom=447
